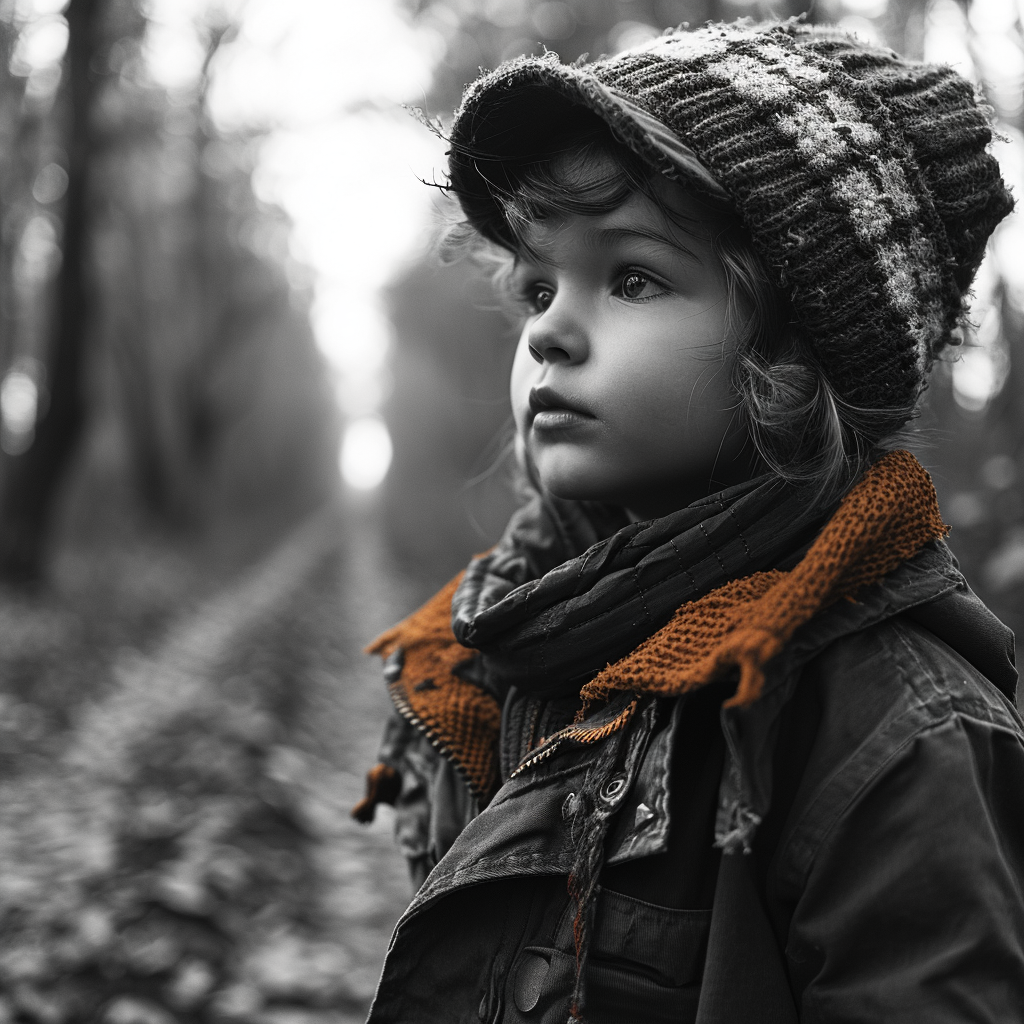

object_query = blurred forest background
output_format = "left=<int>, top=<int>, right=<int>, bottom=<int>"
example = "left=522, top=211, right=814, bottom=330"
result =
left=0, top=0, right=1019, bottom=1021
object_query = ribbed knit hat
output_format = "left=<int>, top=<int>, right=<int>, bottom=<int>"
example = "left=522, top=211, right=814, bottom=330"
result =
left=447, top=20, right=1013, bottom=429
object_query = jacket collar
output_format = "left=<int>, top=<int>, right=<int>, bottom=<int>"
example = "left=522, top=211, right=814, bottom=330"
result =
left=715, top=538, right=1010, bottom=851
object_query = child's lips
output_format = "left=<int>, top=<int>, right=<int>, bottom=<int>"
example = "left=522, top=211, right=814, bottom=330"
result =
left=532, top=408, right=594, bottom=432
left=528, top=386, right=594, bottom=431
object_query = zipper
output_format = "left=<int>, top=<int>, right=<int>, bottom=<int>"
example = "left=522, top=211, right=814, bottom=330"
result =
left=390, top=675, right=637, bottom=792
left=509, top=696, right=640, bottom=779
left=387, top=680, right=487, bottom=801
left=509, top=738, right=564, bottom=778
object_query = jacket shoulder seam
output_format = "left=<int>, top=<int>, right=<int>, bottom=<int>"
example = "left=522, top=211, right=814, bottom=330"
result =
left=776, top=625, right=1024, bottom=895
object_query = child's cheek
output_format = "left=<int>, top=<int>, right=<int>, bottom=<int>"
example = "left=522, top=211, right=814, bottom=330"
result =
left=509, top=326, right=538, bottom=431
left=513, top=432, right=530, bottom=478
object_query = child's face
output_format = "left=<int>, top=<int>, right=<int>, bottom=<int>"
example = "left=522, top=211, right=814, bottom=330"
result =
left=509, top=179, right=750, bottom=520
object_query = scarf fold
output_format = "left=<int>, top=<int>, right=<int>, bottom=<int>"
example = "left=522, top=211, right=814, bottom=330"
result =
left=451, top=472, right=816, bottom=695
left=581, top=449, right=948, bottom=711
left=361, top=450, right=947, bottom=805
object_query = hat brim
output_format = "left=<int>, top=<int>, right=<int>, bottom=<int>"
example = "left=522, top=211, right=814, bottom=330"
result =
left=447, top=58, right=730, bottom=246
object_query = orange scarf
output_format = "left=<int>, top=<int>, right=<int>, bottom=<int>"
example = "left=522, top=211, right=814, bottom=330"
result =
left=355, top=450, right=947, bottom=814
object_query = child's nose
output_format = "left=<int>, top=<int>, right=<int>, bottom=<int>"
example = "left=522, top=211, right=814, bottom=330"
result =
left=526, top=302, right=588, bottom=365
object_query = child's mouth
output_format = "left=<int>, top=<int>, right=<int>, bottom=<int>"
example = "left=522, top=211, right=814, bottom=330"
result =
left=528, top=386, right=594, bottom=431
left=532, top=409, right=594, bottom=431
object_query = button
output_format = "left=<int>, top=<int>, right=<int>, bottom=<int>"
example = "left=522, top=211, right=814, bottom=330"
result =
left=599, top=774, right=626, bottom=802
left=634, top=802, right=655, bottom=828
left=382, top=649, right=404, bottom=683
left=514, top=951, right=550, bottom=1012
left=561, top=792, right=576, bottom=820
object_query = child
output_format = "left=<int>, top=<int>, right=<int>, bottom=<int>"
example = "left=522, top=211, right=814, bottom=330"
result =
left=353, top=19, right=1023, bottom=1024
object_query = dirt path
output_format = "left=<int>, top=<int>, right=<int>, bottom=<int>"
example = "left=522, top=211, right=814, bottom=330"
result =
left=0, top=503, right=418, bottom=1023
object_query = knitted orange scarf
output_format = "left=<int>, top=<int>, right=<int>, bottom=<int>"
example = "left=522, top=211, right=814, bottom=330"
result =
left=358, top=450, right=946, bottom=809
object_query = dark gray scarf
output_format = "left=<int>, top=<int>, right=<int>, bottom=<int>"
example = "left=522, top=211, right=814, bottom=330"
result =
left=451, top=477, right=823, bottom=698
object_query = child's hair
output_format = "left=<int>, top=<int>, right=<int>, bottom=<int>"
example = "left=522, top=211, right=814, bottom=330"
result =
left=443, top=112, right=896, bottom=514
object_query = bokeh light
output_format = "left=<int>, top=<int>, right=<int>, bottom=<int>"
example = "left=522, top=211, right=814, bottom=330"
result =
left=9, top=13, right=68, bottom=74
left=340, top=415, right=393, bottom=490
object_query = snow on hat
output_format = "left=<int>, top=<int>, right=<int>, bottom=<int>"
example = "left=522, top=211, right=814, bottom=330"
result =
left=447, top=20, right=1014, bottom=431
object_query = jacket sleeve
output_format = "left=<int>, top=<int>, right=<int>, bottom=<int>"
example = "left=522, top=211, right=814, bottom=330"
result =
left=355, top=705, right=478, bottom=890
left=785, top=713, right=1024, bottom=1023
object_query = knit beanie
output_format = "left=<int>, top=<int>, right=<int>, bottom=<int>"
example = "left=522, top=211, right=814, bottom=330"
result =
left=446, top=20, right=1014, bottom=432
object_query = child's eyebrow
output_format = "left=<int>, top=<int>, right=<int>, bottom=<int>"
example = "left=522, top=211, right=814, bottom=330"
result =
left=584, top=226, right=701, bottom=264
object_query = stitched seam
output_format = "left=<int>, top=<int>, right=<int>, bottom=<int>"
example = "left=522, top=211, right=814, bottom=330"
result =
left=887, top=618, right=952, bottom=708
left=557, top=567, right=701, bottom=636
left=525, top=699, right=541, bottom=754
left=405, top=850, right=578, bottom=919
left=786, top=714, right=956, bottom=891
left=669, top=537, right=700, bottom=591
left=633, top=565, right=652, bottom=619
left=774, top=636, right=927, bottom=857
left=511, top=536, right=748, bottom=646
left=779, top=692, right=955, bottom=893
left=727, top=505, right=753, bottom=560
left=552, top=554, right=739, bottom=639
left=892, top=617, right=1024, bottom=728
left=699, top=521, right=729, bottom=574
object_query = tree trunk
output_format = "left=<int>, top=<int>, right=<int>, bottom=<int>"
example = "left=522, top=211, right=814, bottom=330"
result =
left=0, top=0, right=102, bottom=583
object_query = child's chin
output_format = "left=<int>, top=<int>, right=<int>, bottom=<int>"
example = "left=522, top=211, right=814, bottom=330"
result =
left=537, top=471, right=627, bottom=507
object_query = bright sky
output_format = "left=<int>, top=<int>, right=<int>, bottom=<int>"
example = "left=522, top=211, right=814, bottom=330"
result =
left=145, top=0, right=449, bottom=487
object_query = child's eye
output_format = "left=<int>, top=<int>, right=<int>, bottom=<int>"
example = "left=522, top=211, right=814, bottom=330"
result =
left=617, top=271, right=665, bottom=302
left=526, top=284, right=555, bottom=314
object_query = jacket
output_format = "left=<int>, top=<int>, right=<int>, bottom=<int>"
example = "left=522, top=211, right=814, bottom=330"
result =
left=367, top=541, right=1023, bottom=1024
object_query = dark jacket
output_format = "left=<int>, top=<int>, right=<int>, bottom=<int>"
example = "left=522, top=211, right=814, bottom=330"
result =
left=367, top=543, right=1023, bottom=1023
